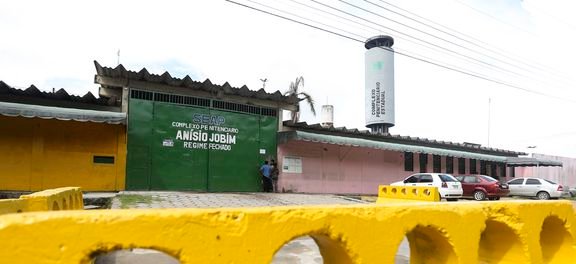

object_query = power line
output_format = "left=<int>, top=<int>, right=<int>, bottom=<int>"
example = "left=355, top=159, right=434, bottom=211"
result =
left=369, top=0, right=564, bottom=76
left=246, top=0, right=367, bottom=40
left=225, top=0, right=576, bottom=103
left=273, top=0, right=553, bottom=94
left=304, top=0, right=572, bottom=89
left=336, top=0, right=572, bottom=88
left=285, top=0, right=576, bottom=92
left=369, top=0, right=576, bottom=85
left=453, top=0, right=538, bottom=37
left=283, top=0, right=525, bottom=77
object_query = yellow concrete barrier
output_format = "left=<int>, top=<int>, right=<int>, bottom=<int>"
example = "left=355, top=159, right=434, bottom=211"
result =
left=0, top=198, right=28, bottom=215
left=377, top=185, right=440, bottom=203
left=0, top=200, right=574, bottom=263
left=0, top=187, right=83, bottom=214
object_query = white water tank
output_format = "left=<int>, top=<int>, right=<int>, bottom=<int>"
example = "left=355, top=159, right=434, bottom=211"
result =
left=321, top=105, right=334, bottom=128
left=365, top=35, right=395, bottom=133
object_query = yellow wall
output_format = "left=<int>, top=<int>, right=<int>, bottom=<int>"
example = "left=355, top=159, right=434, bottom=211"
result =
left=0, top=200, right=573, bottom=263
left=0, top=116, right=126, bottom=191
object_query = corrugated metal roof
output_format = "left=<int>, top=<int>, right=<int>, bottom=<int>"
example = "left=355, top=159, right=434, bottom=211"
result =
left=0, top=81, right=116, bottom=107
left=279, top=131, right=509, bottom=162
left=284, top=121, right=525, bottom=156
left=506, top=157, right=563, bottom=167
left=94, top=61, right=299, bottom=105
left=0, top=101, right=126, bottom=124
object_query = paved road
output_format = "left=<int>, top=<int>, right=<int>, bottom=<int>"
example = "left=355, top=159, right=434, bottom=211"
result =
left=110, top=192, right=367, bottom=209
left=97, top=192, right=411, bottom=263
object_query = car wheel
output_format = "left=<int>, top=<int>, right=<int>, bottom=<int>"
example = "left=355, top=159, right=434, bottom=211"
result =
left=447, top=198, right=458, bottom=202
left=537, top=191, right=550, bottom=200
left=473, top=191, right=486, bottom=201
left=495, top=197, right=500, bottom=200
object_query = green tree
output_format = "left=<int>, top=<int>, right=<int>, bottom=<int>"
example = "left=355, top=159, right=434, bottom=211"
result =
left=284, top=76, right=316, bottom=122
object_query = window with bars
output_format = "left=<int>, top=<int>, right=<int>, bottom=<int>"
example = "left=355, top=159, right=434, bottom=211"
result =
left=404, top=152, right=414, bottom=171
left=469, top=159, right=477, bottom=174
left=499, top=163, right=507, bottom=178
left=491, top=162, right=498, bottom=177
left=446, top=157, right=454, bottom=174
left=419, top=153, right=428, bottom=173
left=433, top=155, right=441, bottom=173
left=129, top=89, right=277, bottom=117
left=458, top=158, right=466, bottom=174
left=130, top=90, right=153, bottom=100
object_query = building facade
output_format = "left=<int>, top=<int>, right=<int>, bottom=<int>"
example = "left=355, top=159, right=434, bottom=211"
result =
left=94, top=61, right=298, bottom=191
left=0, top=81, right=126, bottom=191
left=277, top=122, right=527, bottom=195
left=1, top=62, right=567, bottom=193
left=514, top=154, right=576, bottom=187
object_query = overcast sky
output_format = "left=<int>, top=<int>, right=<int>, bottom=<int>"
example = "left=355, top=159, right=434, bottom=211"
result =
left=1, top=0, right=575, bottom=157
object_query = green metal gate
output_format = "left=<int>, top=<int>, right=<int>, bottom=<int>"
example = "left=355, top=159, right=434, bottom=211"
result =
left=126, top=90, right=278, bottom=191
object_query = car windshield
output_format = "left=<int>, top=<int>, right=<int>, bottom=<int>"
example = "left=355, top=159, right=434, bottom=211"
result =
left=544, top=179, right=557, bottom=185
left=439, top=174, right=458, bottom=182
left=480, top=176, right=498, bottom=182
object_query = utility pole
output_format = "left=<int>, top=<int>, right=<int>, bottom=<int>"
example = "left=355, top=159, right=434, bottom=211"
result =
left=487, top=97, right=491, bottom=147
left=117, top=49, right=121, bottom=66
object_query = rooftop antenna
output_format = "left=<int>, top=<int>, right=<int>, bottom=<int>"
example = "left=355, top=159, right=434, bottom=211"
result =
left=259, top=78, right=267, bottom=89
left=117, top=49, right=121, bottom=66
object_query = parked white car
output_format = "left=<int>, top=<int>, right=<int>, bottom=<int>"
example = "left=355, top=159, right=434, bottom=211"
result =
left=391, top=173, right=463, bottom=201
left=506, top=177, right=565, bottom=200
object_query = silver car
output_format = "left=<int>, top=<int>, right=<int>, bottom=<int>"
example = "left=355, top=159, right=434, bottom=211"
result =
left=506, top=177, right=564, bottom=200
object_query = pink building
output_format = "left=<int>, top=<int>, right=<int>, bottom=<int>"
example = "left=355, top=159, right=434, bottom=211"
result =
left=277, top=122, right=529, bottom=195
left=513, top=154, right=576, bottom=187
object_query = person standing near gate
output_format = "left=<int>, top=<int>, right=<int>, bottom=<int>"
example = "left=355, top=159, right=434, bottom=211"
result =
left=259, top=160, right=273, bottom=192
left=270, top=159, right=279, bottom=192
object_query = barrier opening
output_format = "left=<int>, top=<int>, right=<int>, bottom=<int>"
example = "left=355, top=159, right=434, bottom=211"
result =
left=69, top=195, right=74, bottom=209
left=272, top=235, right=323, bottom=263
left=394, top=236, right=410, bottom=264
left=479, top=220, right=526, bottom=263
left=52, top=201, right=60, bottom=211
left=540, top=215, right=575, bottom=264
left=406, top=225, right=457, bottom=263
left=92, top=248, right=180, bottom=264
left=62, top=198, right=68, bottom=210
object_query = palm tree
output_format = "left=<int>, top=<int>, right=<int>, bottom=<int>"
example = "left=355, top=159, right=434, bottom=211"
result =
left=284, top=76, right=316, bottom=122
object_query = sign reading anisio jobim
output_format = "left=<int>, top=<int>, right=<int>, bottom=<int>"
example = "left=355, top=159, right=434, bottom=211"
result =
left=170, top=114, right=239, bottom=151
left=126, top=98, right=278, bottom=192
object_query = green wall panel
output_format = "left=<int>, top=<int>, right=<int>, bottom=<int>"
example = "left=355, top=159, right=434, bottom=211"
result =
left=150, top=103, right=209, bottom=191
left=126, top=99, right=153, bottom=190
left=126, top=96, right=278, bottom=192
left=207, top=110, right=260, bottom=192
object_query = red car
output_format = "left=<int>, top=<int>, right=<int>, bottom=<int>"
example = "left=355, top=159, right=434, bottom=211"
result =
left=455, top=175, right=510, bottom=201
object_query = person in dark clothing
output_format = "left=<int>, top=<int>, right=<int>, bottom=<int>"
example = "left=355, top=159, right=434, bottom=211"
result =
left=259, top=160, right=273, bottom=192
left=270, top=159, right=280, bottom=192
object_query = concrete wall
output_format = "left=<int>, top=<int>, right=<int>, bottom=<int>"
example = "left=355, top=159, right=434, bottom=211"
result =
left=515, top=154, right=576, bottom=187
left=278, top=141, right=404, bottom=194
left=0, top=115, right=126, bottom=191
left=278, top=140, right=508, bottom=195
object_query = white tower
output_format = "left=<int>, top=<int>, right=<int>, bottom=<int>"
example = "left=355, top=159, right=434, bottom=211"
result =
left=320, top=105, right=334, bottom=128
left=365, top=35, right=395, bottom=134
